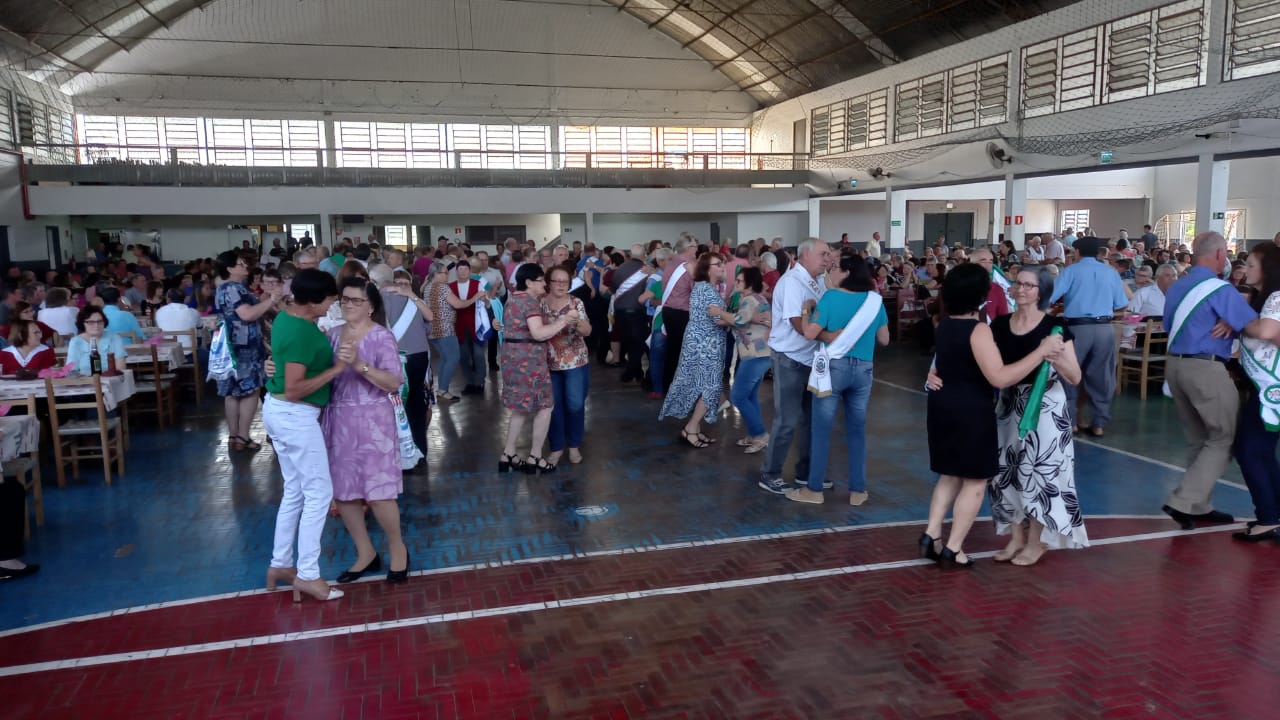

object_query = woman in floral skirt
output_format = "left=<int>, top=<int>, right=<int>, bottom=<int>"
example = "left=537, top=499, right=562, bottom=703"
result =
left=498, top=264, right=579, bottom=475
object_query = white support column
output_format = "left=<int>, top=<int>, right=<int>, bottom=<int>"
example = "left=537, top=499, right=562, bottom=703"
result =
left=808, top=197, right=821, bottom=238
left=1195, top=153, right=1229, bottom=236
left=319, top=214, right=333, bottom=247
left=1003, top=173, right=1027, bottom=249
left=585, top=212, right=595, bottom=246
left=550, top=124, right=561, bottom=170
left=323, top=119, right=337, bottom=168
left=887, top=187, right=906, bottom=249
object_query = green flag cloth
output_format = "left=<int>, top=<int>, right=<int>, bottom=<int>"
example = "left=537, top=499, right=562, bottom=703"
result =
left=1018, top=325, right=1064, bottom=439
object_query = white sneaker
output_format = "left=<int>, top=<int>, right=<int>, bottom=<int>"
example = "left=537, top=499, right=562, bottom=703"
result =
left=849, top=491, right=869, bottom=507
left=784, top=488, right=824, bottom=505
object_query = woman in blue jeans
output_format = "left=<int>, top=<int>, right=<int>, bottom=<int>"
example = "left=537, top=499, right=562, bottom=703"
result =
left=543, top=266, right=593, bottom=465
left=785, top=253, right=889, bottom=506
left=1234, top=243, right=1280, bottom=542
left=729, top=267, right=772, bottom=453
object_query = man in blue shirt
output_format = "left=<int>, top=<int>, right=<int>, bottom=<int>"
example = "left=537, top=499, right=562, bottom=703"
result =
left=1161, top=231, right=1258, bottom=528
left=1049, top=236, right=1130, bottom=436
left=99, top=286, right=145, bottom=343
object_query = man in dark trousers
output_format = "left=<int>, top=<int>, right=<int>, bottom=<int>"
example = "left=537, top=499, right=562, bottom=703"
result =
left=610, top=244, right=653, bottom=383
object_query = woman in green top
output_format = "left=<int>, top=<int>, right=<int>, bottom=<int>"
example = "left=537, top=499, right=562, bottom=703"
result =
left=263, top=269, right=349, bottom=603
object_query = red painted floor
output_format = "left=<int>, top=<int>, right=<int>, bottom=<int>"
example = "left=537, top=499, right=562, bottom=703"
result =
left=4, top=519, right=1280, bottom=719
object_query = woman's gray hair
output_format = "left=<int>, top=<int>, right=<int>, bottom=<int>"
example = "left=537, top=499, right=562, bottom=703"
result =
left=759, top=252, right=778, bottom=270
left=1019, top=264, right=1057, bottom=310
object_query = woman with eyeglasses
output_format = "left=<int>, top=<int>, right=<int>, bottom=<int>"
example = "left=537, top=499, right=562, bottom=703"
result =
left=65, top=306, right=128, bottom=376
left=660, top=253, right=735, bottom=447
left=925, top=265, right=1085, bottom=567
left=323, top=277, right=410, bottom=584
left=542, top=265, right=592, bottom=466
left=498, top=264, right=579, bottom=474
left=214, top=250, right=282, bottom=452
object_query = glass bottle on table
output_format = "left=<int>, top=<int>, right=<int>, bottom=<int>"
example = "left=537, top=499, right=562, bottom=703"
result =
left=89, top=338, right=102, bottom=375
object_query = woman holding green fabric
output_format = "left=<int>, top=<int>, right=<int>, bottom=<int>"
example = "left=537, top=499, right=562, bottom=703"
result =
left=264, top=269, right=349, bottom=603
left=928, top=265, right=1088, bottom=566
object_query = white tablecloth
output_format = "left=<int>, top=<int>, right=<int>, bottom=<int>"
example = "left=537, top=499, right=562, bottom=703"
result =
left=0, top=370, right=137, bottom=412
left=0, top=414, right=38, bottom=463
left=124, top=342, right=185, bottom=371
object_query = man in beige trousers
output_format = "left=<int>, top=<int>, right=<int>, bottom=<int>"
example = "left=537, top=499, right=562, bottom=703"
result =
left=1161, top=232, right=1258, bottom=528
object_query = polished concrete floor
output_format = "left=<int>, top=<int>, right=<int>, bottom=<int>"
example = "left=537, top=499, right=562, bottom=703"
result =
left=1, top=344, right=1275, bottom=719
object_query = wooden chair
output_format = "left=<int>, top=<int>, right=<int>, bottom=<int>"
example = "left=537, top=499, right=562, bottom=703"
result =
left=1, top=395, right=42, bottom=538
left=159, top=329, right=203, bottom=403
left=1117, top=319, right=1168, bottom=400
left=44, top=376, right=125, bottom=487
left=131, top=345, right=177, bottom=429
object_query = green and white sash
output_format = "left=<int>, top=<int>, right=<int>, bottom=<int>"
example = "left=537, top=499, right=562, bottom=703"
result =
left=1167, top=275, right=1230, bottom=346
left=807, top=293, right=883, bottom=397
left=991, top=267, right=1015, bottom=314
left=1241, top=338, right=1280, bottom=431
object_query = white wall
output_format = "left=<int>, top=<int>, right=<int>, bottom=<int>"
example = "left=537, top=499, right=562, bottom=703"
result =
left=737, top=212, right=807, bottom=244
left=1051, top=199, right=1149, bottom=238
left=29, top=186, right=810, bottom=217
left=1225, top=158, right=1280, bottom=239
left=818, top=199, right=885, bottom=243
left=593, top=214, right=717, bottom=248
left=0, top=154, right=72, bottom=264
left=1024, top=199, right=1057, bottom=234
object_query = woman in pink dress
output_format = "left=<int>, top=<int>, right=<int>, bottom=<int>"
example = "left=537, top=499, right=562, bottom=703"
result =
left=323, top=276, right=410, bottom=584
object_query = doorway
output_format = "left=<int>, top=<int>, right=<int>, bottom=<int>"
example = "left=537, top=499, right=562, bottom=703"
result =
left=46, top=226, right=62, bottom=269
left=922, top=213, right=975, bottom=248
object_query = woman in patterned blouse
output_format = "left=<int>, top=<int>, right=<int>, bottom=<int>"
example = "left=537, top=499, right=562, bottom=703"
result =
left=542, top=265, right=593, bottom=466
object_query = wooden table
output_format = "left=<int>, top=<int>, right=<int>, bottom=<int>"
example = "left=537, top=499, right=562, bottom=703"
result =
left=0, top=371, right=137, bottom=412
left=54, top=342, right=185, bottom=371
left=0, top=414, right=38, bottom=463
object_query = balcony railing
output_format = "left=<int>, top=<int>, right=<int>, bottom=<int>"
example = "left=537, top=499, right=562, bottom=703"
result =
left=23, top=144, right=811, bottom=188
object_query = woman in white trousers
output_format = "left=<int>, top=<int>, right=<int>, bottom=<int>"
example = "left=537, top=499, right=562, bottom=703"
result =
left=263, top=269, right=350, bottom=602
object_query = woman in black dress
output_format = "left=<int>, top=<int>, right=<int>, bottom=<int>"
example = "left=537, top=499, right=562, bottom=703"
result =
left=919, top=263, right=1064, bottom=567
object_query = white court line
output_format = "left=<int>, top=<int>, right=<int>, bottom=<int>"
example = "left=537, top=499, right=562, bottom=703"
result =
left=0, top=513, right=1175, bottom=639
left=873, top=378, right=1252, bottom=492
left=0, top=522, right=1242, bottom=679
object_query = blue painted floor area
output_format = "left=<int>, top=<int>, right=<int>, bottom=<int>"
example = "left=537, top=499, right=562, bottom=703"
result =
left=1, top=371, right=1255, bottom=631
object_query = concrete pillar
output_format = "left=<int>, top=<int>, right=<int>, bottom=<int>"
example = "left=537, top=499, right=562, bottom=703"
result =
left=323, top=119, right=337, bottom=168
left=887, top=187, right=907, bottom=249
left=1003, top=173, right=1027, bottom=249
left=808, top=198, right=821, bottom=238
left=585, top=212, right=595, bottom=245
left=1195, top=153, right=1229, bottom=236
left=319, top=214, right=333, bottom=247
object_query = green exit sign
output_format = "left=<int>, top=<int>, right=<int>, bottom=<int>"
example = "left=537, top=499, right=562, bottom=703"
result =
left=1213, top=211, right=1225, bottom=220
left=890, top=220, right=902, bottom=227
left=1100, top=150, right=1114, bottom=164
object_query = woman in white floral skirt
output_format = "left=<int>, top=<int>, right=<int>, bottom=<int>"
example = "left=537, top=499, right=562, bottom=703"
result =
left=988, top=265, right=1090, bottom=565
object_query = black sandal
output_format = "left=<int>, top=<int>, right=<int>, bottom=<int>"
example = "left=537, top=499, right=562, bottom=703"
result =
left=697, top=433, right=717, bottom=444
left=240, top=436, right=262, bottom=451
left=938, top=547, right=976, bottom=569
left=498, top=453, right=523, bottom=473
left=523, top=456, right=556, bottom=475
left=681, top=429, right=709, bottom=448
left=918, top=533, right=941, bottom=561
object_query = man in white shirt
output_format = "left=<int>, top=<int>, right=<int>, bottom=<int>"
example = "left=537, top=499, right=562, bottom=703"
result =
left=154, top=289, right=201, bottom=357
left=1128, top=263, right=1176, bottom=317
left=758, top=238, right=832, bottom=497
left=1061, top=228, right=1077, bottom=248
left=865, top=232, right=882, bottom=260
left=1043, top=232, right=1065, bottom=262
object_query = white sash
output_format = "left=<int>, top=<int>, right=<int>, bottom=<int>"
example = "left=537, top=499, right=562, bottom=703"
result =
left=1168, top=276, right=1230, bottom=345
left=389, top=299, right=416, bottom=342
left=655, top=261, right=689, bottom=336
left=806, top=293, right=883, bottom=397
left=1241, top=338, right=1280, bottom=431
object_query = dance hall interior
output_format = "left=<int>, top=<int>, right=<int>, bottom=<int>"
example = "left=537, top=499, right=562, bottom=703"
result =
left=1, top=0, right=1279, bottom=718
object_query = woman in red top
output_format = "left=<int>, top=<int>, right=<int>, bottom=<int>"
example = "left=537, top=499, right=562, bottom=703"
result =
left=1, top=321, right=56, bottom=376
left=0, top=302, right=56, bottom=348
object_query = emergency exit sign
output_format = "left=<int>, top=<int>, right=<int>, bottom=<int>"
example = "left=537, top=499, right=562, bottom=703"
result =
left=1213, top=212, right=1225, bottom=220
left=890, top=220, right=902, bottom=227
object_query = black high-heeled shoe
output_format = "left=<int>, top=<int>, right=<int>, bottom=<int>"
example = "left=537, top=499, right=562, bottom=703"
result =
left=336, top=554, right=382, bottom=584
left=523, top=456, right=556, bottom=475
left=918, top=533, right=941, bottom=561
left=938, top=547, right=976, bottom=569
left=386, top=551, right=411, bottom=585
left=499, top=453, right=523, bottom=473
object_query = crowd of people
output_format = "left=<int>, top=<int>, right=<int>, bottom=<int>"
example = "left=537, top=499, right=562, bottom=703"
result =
left=5, top=222, right=1280, bottom=589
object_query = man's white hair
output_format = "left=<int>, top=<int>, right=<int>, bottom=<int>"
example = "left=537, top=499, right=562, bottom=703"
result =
left=368, top=263, right=393, bottom=286
left=796, top=238, right=824, bottom=260
left=759, top=252, right=778, bottom=270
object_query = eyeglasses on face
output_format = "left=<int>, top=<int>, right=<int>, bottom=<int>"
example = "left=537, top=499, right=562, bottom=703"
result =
left=84, top=319, right=105, bottom=325
left=1012, top=281, right=1038, bottom=290
left=339, top=296, right=368, bottom=305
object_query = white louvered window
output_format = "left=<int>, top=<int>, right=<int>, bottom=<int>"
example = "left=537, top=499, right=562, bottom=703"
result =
left=409, top=123, right=446, bottom=168
left=163, top=117, right=203, bottom=164
left=206, top=119, right=247, bottom=166
left=894, top=72, right=947, bottom=142
left=336, top=121, right=372, bottom=168
left=285, top=120, right=322, bottom=167
left=1227, top=0, right=1280, bottom=80
left=517, top=126, right=551, bottom=169
left=810, top=107, right=830, bottom=156
left=0, top=88, right=12, bottom=151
